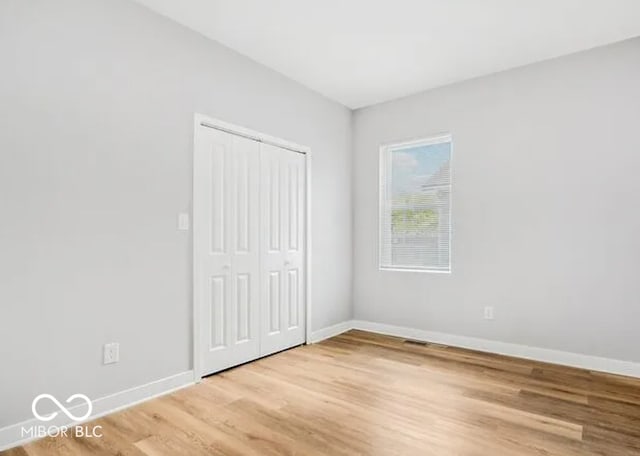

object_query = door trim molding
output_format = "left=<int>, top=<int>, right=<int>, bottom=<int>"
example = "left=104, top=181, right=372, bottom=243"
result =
left=196, top=115, right=310, bottom=155
left=192, top=113, right=312, bottom=382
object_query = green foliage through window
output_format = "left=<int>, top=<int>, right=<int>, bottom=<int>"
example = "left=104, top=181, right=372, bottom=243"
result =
left=392, top=208, right=438, bottom=234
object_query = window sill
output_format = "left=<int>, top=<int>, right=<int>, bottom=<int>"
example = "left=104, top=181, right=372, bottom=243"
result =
left=379, top=267, right=451, bottom=274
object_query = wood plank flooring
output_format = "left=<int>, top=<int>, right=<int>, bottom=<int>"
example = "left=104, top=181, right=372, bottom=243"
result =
left=5, top=330, right=640, bottom=455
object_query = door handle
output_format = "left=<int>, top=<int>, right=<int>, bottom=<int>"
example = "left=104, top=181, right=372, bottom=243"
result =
left=222, top=264, right=230, bottom=270
left=284, top=260, right=291, bottom=266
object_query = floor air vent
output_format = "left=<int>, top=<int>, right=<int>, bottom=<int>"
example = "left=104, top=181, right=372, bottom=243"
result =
left=404, top=339, right=448, bottom=348
left=404, top=339, right=428, bottom=346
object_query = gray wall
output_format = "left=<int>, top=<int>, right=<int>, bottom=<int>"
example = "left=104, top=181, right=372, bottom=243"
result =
left=0, top=0, right=352, bottom=427
left=353, top=38, right=640, bottom=363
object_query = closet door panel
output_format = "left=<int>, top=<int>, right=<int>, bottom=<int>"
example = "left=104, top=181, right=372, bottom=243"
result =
left=195, top=127, right=260, bottom=375
left=260, top=143, right=305, bottom=356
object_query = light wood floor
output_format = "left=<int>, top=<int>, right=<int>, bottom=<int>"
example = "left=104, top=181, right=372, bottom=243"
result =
left=5, top=330, right=640, bottom=455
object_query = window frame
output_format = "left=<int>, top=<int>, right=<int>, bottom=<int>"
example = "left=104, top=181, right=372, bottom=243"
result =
left=378, top=133, right=453, bottom=274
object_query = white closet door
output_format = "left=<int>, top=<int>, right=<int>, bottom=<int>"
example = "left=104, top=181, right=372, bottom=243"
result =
left=260, top=143, right=306, bottom=356
left=194, top=127, right=261, bottom=375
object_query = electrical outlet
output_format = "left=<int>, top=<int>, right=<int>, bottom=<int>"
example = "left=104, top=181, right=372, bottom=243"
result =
left=103, top=343, right=119, bottom=365
left=484, top=306, right=495, bottom=320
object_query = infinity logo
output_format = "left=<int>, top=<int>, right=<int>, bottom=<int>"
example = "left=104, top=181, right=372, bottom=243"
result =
left=31, top=394, right=93, bottom=422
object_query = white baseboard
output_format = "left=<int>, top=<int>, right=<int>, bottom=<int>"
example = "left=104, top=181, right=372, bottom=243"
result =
left=309, top=319, right=640, bottom=378
left=351, top=320, right=640, bottom=378
left=0, top=371, right=194, bottom=452
left=3, top=321, right=638, bottom=451
left=309, top=320, right=354, bottom=343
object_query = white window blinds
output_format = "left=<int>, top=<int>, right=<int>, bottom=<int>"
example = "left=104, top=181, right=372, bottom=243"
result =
left=380, top=135, right=451, bottom=272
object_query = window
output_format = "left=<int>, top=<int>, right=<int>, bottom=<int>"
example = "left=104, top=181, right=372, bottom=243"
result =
left=380, top=134, right=451, bottom=272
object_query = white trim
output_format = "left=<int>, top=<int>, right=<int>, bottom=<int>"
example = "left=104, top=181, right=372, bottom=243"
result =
left=192, top=113, right=312, bottom=379
left=195, top=114, right=310, bottom=155
left=381, top=133, right=452, bottom=150
left=4, top=321, right=637, bottom=451
left=192, top=118, right=201, bottom=384
left=380, top=267, right=451, bottom=274
left=0, top=371, right=194, bottom=452
left=305, top=151, right=313, bottom=343
left=309, top=320, right=353, bottom=343
left=307, top=319, right=640, bottom=378
left=351, top=320, right=640, bottom=378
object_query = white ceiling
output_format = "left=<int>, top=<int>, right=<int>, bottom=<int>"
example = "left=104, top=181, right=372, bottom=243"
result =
left=134, top=0, right=640, bottom=109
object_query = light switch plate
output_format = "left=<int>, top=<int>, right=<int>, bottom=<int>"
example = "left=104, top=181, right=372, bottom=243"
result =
left=484, top=306, right=495, bottom=320
left=178, top=213, right=190, bottom=231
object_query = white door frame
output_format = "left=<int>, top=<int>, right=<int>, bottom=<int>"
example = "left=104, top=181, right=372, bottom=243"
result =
left=192, top=113, right=312, bottom=382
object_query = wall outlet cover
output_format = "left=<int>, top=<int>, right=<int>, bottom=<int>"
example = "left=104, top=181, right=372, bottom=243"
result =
left=103, top=343, right=120, bottom=365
